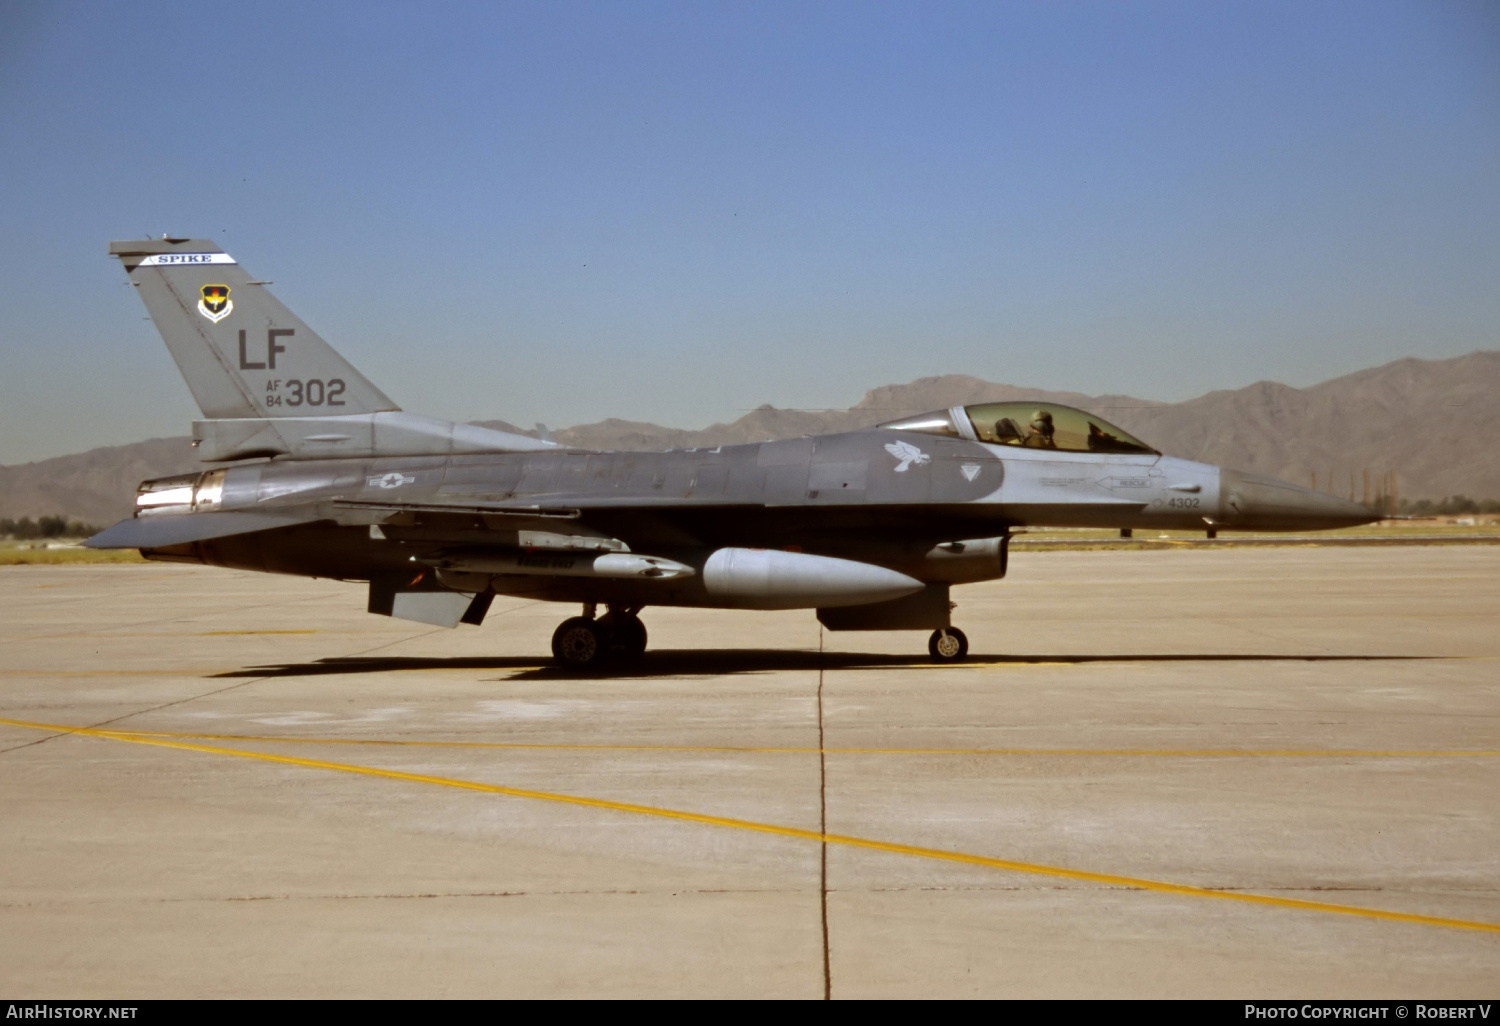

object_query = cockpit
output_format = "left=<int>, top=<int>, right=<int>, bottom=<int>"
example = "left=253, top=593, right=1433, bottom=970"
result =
left=878, top=402, right=1158, bottom=455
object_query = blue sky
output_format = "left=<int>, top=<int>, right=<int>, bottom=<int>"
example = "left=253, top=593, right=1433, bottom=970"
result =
left=1, top=0, right=1496, bottom=463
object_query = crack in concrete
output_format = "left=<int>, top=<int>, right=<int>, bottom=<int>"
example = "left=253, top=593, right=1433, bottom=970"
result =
left=817, top=627, right=831, bottom=1002
left=9, top=883, right=1477, bottom=913
left=0, top=590, right=335, bottom=647
left=0, top=887, right=797, bottom=909
left=0, top=624, right=454, bottom=758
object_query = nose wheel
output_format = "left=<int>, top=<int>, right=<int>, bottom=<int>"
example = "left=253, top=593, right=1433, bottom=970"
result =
left=928, top=627, right=968, bottom=662
left=551, top=605, right=648, bottom=668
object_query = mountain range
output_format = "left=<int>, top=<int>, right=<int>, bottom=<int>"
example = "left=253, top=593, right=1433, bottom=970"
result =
left=3, top=350, right=1496, bottom=526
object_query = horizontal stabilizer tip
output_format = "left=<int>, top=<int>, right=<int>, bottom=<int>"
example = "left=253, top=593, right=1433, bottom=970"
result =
left=85, top=512, right=322, bottom=549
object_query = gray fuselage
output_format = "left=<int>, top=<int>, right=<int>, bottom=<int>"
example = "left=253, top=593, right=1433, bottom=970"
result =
left=132, top=426, right=1358, bottom=612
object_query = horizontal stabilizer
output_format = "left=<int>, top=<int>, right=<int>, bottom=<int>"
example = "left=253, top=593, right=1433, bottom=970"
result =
left=85, top=511, right=322, bottom=549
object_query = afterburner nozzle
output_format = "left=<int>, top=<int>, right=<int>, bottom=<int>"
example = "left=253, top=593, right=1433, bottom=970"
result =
left=1217, top=469, right=1381, bottom=532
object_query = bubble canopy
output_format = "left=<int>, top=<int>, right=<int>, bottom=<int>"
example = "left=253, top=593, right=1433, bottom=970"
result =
left=878, top=402, right=1158, bottom=455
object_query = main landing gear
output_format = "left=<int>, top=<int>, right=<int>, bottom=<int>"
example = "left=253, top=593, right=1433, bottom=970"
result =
left=550, top=605, right=965, bottom=668
left=551, top=603, right=648, bottom=669
left=927, top=627, right=968, bottom=662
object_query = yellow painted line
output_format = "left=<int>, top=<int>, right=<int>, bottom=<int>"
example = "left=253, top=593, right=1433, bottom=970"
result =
left=2, top=715, right=1496, bottom=936
left=37, top=725, right=1500, bottom=760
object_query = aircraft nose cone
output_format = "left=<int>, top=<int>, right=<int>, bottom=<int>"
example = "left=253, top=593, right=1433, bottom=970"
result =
left=1218, top=469, right=1380, bottom=531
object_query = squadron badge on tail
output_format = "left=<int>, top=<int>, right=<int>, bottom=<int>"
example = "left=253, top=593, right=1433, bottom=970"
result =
left=198, top=284, right=232, bottom=323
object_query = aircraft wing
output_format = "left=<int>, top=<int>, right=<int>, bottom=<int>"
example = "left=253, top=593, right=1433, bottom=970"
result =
left=330, top=496, right=1149, bottom=549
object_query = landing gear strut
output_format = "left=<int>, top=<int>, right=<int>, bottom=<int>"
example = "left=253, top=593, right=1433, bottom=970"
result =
left=927, top=627, right=968, bottom=662
left=551, top=604, right=648, bottom=668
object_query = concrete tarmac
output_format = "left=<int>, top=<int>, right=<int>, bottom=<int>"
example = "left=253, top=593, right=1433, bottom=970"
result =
left=0, top=547, right=1496, bottom=998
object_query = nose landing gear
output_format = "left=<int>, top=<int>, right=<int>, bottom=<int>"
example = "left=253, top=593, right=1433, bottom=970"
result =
left=927, top=627, right=968, bottom=662
left=550, top=604, right=648, bottom=668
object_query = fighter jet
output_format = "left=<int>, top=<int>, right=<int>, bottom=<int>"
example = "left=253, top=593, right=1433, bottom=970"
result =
left=87, top=238, right=1378, bottom=666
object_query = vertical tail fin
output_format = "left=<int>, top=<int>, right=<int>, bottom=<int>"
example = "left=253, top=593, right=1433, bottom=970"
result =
left=110, top=237, right=554, bottom=461
left=109, top=238, right=398, bottom=420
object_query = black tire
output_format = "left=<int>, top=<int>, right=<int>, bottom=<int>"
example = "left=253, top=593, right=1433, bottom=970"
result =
left=551, top=617, right=604, bottom=667
left=604, top=615, right=648, bottom=659
left=927, top=627, right=969, bottom=662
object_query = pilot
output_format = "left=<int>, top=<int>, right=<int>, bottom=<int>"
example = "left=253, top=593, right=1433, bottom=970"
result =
left=1026, top=410, right=1056, bottom=448
left=993, top=417, right=1025, bottom=443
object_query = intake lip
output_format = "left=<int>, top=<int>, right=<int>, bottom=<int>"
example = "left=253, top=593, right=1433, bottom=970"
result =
left=1218, top=469, right=1381, bottom=531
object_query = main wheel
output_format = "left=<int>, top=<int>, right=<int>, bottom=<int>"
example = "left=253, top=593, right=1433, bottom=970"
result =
left=927, top=627, right=969, bottom=662
left=603, top=615, right=648, bottom=660
left=551, top=617, right=604, bottom=667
